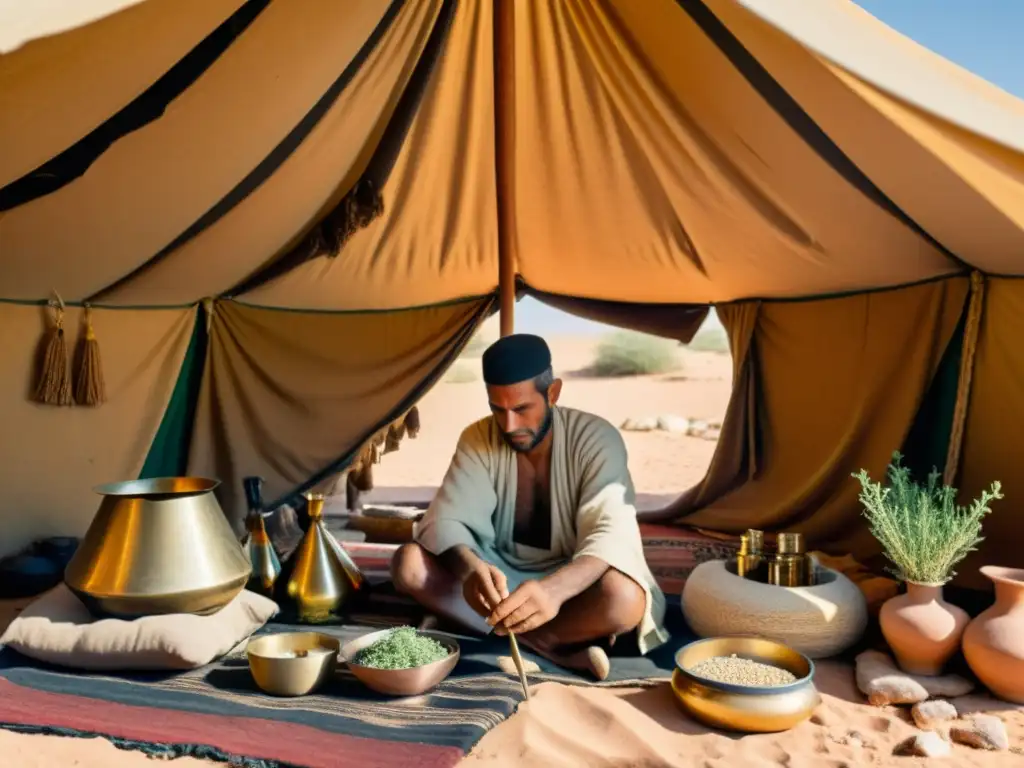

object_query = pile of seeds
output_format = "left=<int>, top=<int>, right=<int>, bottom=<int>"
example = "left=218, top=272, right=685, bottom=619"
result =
left=688, top=653, right=798, bottom=687
left=354, top=626, right=450, bottom=670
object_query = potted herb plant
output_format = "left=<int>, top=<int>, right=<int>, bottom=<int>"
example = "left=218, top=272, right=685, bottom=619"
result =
left=853, top=452, right=1002, bottom=676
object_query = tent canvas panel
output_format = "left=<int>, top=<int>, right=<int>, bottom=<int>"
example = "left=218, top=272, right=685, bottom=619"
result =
left=955, top=278, right=1024, bottom=588
left=186, top=296, right=493, bottom=528
left=0, top=0, right=246, bottom=183
left=649, top=276, right=969, bottom=566
left=0, top=0, right=401, bottom=302
left=0, top=303, right=195, bottom=560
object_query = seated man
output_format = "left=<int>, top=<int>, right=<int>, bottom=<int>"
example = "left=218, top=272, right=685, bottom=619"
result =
left=391, top=334, right=667, bottom=680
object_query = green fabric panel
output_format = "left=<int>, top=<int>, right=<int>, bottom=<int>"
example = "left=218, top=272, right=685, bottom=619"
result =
left=899, top=301, right=967, bottom=484
left=139, top=306, right=209, bottom=478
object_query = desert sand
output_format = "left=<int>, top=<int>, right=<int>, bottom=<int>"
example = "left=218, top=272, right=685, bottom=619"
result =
left=465, top=673, right=1024, bottom=768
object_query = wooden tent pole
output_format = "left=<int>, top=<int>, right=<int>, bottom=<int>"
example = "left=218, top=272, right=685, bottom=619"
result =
left=494, top=0, right=516, bottom=338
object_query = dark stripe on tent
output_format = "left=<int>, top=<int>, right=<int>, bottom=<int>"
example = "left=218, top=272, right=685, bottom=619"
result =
left=87, top=0, right=410, bottom=303
left=678, top=0, right=968, bottom=270
left=263, top=294, right=497, bottom=512
left=228, top=0, right=459, bottom=298
left=0, top=0, right=269, bottom=212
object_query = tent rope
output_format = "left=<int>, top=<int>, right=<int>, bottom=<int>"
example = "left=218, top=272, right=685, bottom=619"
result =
left=943, top=271, right=985, bottom=487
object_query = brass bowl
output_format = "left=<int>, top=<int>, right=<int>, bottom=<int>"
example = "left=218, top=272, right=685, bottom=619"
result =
left=340, top=629, right=460, bottom=696
left=671, top=636, right=821, bottom=733
left=247, top=632, right=340, bottom=697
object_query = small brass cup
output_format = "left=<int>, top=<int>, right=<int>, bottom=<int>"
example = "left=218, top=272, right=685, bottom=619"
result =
left=247, top=632, right=340, bottom=697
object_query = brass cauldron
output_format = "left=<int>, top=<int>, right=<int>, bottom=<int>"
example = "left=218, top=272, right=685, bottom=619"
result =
left=64, top=477, right=252, bottom=618
left=671, top=636, right=821, bottom=733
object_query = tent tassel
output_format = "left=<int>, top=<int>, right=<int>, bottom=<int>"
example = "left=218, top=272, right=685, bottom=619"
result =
left=404, top=405, right=421, bottom=438
left=74, top=303, right=106, bottom=406
left=943, top=271, right=986, bottom=487
left=33, top=292, right=73, bottom=406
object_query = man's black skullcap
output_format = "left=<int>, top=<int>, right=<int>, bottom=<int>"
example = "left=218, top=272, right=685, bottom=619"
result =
left=481, top=334, right=552, bottom=386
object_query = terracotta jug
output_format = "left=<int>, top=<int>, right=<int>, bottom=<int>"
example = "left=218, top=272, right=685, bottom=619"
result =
left=879, top=581, right=969, bottom=675
left=962, top=566, right=1024, bottom=703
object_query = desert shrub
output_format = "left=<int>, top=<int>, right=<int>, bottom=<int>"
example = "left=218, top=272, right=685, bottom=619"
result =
left=853, top=451, right=1002, bottom=584
left=443, top=361, right=479, bottom=384
left=589, top=330, right=681, bottom=377
left=686, top=324, right=729, bottom=354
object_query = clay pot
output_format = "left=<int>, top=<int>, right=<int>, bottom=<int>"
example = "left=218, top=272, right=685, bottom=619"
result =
left=963, top=566, right=1024, bottom=703
left=879, top=581, right=968, bottom=675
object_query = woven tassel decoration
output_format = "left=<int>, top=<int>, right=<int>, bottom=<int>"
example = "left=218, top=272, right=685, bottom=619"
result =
left=404, top=405, right=421, bottom=438
left=384, top=421, right=405, bottom=454
left=74, top=303, right=106, bottom=406
left=33, top=293, right=73, bottom=406
left=351, top=460, right=374, bottom=492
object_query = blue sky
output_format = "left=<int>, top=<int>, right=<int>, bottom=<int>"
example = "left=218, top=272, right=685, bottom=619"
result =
left=515, top=0, right=1022, bottom=336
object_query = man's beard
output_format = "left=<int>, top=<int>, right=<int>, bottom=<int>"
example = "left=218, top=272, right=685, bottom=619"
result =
left=502, top=404, right=554, bottom=453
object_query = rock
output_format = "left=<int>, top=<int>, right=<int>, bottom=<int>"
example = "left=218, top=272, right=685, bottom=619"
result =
left=620, top=417, right=658, bottom=432
left=686, top=419, right=709, bottom=437
left=656, top=415, right=690, bottom=433
left=854, top=650, right=973, bottom=706
left=703, top=426, right=721, bottom=441
left=856, top=650, right=929, bottom=705
left=912, top=700, right=958, bottom=730
left=894, top=731, right=951, bottom=758
left=950, top=715, right=1009, bottom=751
left=497, top=655, right=541, bottom=677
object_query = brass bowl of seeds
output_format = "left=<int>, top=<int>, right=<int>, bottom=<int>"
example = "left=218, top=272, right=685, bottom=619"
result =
left=247, top=631, right=341, bottom=697
left=340, top=626, right=460, bottom=697
left=672, top=636, right=821, bottom=733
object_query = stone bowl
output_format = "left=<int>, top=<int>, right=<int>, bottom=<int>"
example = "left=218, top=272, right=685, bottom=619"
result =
left=672, top=635, right=821, bottom=733
left=247, top=631, right=340, bottom=697
left=340, top=629, right=460, bottom=696
left=681, top=559, right=867, bottom=659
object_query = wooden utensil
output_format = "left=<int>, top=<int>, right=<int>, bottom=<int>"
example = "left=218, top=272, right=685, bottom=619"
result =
left=507, top=631, right=530, bottom=700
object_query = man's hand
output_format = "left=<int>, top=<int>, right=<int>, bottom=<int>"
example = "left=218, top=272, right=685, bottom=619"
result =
left=462, top=562, right=509, bottom=618
left=487, top=579, right=562, bottom=635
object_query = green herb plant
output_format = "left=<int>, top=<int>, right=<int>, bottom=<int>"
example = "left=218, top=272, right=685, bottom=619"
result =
left=852, top=451, right=1002, bottom=585
left=354, top=626, right=450, bottom=670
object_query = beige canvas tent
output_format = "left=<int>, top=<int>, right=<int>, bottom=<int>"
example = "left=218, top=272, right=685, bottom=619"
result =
left=2, top=0, right=1022, bottom=589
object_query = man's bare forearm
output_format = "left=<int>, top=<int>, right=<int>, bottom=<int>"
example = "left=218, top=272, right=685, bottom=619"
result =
left=541, top=555, right=609, bottom=604
left=439, top=544, right=483, bottom=582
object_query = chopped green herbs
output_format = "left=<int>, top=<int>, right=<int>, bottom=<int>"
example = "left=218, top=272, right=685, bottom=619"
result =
left=354, top=627, right=450, bottom=670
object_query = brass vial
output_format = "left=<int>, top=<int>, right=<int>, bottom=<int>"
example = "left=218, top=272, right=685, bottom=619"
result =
left=768, top=532, right=810, bottom=587
left=735, top=529, right=766, bottom=581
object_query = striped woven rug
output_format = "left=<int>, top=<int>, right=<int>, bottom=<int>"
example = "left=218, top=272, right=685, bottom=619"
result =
left=0, top=597, right=691, bottom=768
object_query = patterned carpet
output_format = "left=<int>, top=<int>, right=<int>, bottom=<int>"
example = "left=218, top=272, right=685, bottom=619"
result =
left=0, top=597, right=693, bottom=768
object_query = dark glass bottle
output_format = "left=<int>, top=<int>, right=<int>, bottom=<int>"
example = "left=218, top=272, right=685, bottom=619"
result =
left=242, top=476, right=281, bottom=599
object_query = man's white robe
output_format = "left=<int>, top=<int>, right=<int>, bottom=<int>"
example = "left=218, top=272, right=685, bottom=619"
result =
left=415, top=406, right=668, bottom=655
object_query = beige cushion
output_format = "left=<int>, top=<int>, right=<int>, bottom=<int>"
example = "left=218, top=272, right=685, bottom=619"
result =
left=0, top=584, right=279, bottom=671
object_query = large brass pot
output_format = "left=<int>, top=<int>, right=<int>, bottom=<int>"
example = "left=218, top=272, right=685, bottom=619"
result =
left=64, top=477, right=252, bottom=618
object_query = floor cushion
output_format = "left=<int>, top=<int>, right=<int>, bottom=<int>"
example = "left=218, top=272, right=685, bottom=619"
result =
left=0, top=583, right=278, bottom=671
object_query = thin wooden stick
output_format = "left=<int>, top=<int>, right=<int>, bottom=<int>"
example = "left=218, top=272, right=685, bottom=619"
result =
left=506, top=631, right=530, bottom=700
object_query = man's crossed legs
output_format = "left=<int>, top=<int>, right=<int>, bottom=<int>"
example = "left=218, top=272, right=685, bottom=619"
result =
left=390, top=542, right=646, bottom=680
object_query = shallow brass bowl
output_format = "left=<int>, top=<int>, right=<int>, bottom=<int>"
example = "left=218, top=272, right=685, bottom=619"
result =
left=341, top=629, right=460, bottom=696
left=671, top=636, right=821, bottom=733
left=247, top=632, right=340, bottom=697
